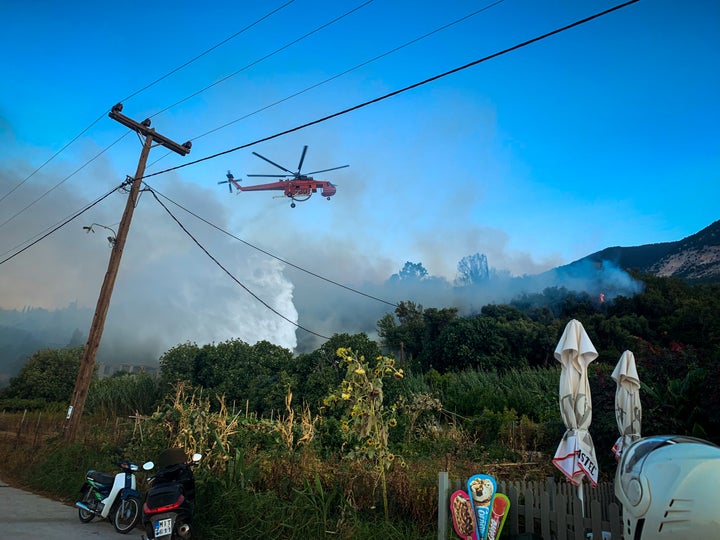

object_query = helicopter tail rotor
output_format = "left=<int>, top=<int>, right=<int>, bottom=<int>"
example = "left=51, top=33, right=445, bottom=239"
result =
left=218, top=170, right=240, bottom=193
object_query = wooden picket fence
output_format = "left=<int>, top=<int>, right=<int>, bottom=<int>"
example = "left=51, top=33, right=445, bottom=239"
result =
left=438, top=473, right=624, bottom=540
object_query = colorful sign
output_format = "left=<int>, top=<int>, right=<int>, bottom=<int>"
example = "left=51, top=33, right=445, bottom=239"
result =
left=450, top=490, right=477, bottom=539
left=466, top=474, right=497, bottom=540
left=487, top=493, right=510, bottom=540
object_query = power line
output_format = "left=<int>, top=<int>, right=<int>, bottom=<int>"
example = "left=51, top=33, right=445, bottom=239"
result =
left=147, top=186, right=331, bottom=340
left=125, top=0, right=297, bottom=106
left=0, top=180, right=128, bottom=266
left=0, top=134, right=128, bottom=233
left=0, top=117, right=107, bottom=206
left=189, top=0, right=506, bottom=143
left=144, top=0, right=504, bottom=171
left=1, top=1, right=372, bottom=241
left=143, top=0, right=379, bottom=170
left=143, top=0, right=641, bottom=180
left=149, top=0, right=376, bottom=120
left=0, top=2, right=297, bottom=215
left=148, top=185, right=398, bottom=307
left=3, top=0, right=639, bottom=255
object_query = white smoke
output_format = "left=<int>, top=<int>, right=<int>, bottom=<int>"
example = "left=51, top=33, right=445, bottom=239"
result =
left=0, top=154, right=299, bottom=364
left=0, top=134, right=644, bottom=365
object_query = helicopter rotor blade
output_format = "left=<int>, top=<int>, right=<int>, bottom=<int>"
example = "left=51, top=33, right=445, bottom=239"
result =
left=252, top=152, right=294, bottom=175
left=247, top=174, right=290, bottom=178
left=297, top=145, right=308, bottom=174
left=217, top=180, right=233, bottom=193
left=305, top=164, right=350, bottom=176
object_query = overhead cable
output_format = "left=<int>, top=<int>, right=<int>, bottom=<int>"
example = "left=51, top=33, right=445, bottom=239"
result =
left=149, top=0, right=375, bottom=119
left=189, top=0, right=506, bottom=142
left=149, top=185, right=398, bottom=307
left=0, top=1, right=297, bottom=211
left=128, top=0, right=297, bottom=107
left=147, top=187, right=331, bottom=339
left=144, top=0, right=641, bottom=179
left=0, top=117, right=106, bottom=206
left=0, top=134, right=128, bottom=233
left=0, top=0, right=373, bottom=240
left=0, top=181, right=128, bottom=266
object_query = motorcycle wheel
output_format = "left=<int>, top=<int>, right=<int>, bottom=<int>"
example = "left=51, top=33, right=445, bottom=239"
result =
left=112, top=495, right=141, bottom=534
left=77, top=487, right=95, bottom=523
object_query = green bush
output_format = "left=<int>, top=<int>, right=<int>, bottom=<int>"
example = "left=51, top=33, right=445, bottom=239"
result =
left=0, top=397, right=52, bottom=411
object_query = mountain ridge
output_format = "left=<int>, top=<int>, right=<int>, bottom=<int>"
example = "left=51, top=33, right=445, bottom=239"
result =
left=562, top=219, right=720, bottom=283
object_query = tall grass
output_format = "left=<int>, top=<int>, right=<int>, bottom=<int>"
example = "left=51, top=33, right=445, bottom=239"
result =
left=430, top=367, right=560, bottom=422
left=0, top=365, right=564, bottom=539
left=86, top=371, right=162, bottom=417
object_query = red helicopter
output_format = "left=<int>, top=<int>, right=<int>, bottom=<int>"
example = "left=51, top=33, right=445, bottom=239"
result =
left=219, top=146, right=348, bottom=208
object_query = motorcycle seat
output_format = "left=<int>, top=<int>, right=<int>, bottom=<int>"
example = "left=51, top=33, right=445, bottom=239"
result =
left=145, top=483, right=184, bottom=509
left=87, top=470, right=115, bottom=485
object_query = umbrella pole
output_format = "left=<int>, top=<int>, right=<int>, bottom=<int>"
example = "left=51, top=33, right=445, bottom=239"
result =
left=578, top=480, right=585, bottom=518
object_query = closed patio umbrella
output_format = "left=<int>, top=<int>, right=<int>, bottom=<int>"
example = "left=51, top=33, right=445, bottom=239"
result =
left=552, top=319, right=599, bottom=513
left=611, top=350, right=642, bottom=460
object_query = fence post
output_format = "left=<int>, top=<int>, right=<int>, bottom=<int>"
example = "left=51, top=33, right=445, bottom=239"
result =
left=14, top=409, right=27, bottom=447
left=438, top=471, right=449, bottom=540
left=507, top=485, right=519, bottom=535
left=524, top=489, right=534, bottom=533
left=32, top=411, right=42, bottom=446
left=572, top=505, right=584, bottom=540
left=541, top=491, right=551, bottom=539
left=590, top=499, right=603, bottom=538
left=556, top=493, right=568, bottom=540
left=546, top=477, right=556, bottom=511
left=609, top=502, right=623, bottom=539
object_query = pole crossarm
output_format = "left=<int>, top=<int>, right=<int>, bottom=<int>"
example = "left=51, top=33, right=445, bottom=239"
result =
left=109, top=103, right=192, bottom=156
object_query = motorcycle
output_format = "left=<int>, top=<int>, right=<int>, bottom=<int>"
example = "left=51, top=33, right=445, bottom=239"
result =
left=76, top=459, right=143, bottom=534
left=141, top=448, right=202, bottom=540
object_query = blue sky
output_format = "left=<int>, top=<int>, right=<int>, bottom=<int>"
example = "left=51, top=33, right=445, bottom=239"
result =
left=1, top=0, right=718, bottom=356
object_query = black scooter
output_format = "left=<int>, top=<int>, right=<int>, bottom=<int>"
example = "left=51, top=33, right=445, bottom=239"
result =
left=140, top=448, right=202, bottom=540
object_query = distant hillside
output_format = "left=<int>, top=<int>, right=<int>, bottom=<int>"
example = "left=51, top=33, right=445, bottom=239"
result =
left=2, top=219, right=718, bottom=381
left=561, top=219, right=720, bottom=283
left=0, top=326, right=44, bottom=384
left=0, top=305, right=90, bottom=384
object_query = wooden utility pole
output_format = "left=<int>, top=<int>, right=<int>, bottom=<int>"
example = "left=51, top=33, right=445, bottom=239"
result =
left=63, top=103, right=191, bottom=442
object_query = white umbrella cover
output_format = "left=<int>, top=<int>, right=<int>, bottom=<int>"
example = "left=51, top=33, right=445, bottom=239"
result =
left=611, top=350, right=641, bottom=460
left=552, top=319, right=599, bottom=487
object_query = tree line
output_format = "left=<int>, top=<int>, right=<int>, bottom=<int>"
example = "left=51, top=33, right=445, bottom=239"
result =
left=2, top=272, right=719, bottom=455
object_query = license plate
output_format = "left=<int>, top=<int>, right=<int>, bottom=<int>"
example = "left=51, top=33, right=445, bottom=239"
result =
left=154, top=518, right=173, bottom=537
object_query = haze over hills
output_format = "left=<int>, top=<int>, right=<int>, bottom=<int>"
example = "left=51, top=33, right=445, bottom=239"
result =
left=558, top=219, right=720, bottom=283
left=1, top=219, right=718, bottom=381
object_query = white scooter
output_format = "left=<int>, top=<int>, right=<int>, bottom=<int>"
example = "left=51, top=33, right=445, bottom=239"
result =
left=76, top=459, right=143, bottom=534
left=615, top=435, right=720, bottom=538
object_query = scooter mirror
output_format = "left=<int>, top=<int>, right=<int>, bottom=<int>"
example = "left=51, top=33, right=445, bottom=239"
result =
left=143, top=461, right=155, bottom=471
left=191, top=453, right=202, bottom=463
